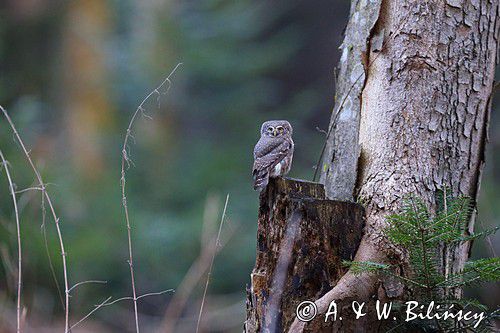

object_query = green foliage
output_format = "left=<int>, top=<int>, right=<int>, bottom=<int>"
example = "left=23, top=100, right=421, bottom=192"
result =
left=342, top=260, right=390, bottom=275
left=441, top=258, right=500, bottom=289
left=344, top=192, right=500, bottom=332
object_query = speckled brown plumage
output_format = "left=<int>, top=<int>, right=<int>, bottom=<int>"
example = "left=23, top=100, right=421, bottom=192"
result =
left=252, top=120, right=294, bottom=191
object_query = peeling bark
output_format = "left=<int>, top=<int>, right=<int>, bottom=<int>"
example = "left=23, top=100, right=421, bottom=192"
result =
left=321, top=0, right=383, bottom=201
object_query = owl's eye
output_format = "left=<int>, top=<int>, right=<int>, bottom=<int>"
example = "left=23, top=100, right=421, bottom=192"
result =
left=267, top=126, right=274, bottom=133
left=276, top=126, right=284, bottom=134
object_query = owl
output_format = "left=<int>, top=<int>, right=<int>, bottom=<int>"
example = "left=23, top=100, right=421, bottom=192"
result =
left=252, top=120, right=294, bottom=191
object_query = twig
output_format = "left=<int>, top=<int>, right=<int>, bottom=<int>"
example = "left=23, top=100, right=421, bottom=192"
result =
left=68, top=289, right=173, bottom=331
left=41, top=191, right=65, bottom=311
left=14, top=183, right=58, bottom=195
left=161, top=194, right=237, bottom=333
left=69, top=297, right=112, bottom=331
left=195, top=194, right=229, bottom=333
left=477, top=218, right=497, bottom=257
left=0, top=105, right=71, bottom=332
left=14, top=186, right=44, bottom=194
left=13, top=179, right=65, bottom=309
left=315, top=126, right=328, bottom=136
left=68, top=280, right=107, bottom=294
left=119, top=63, right=182, bottom=333
left=98, top=289, right=174, bottom=308
left=0, top=149, right=23, bottom=333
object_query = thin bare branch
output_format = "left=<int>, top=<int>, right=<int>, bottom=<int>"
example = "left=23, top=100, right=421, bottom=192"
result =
left=68, top=289, right=173, bottom=331
left=68, top=280, right=108, bottom=294
left=136, top=289, right=174, bottom=301
left=119, top=63, right=182, bottom=333
left=69, top=296, right=112, bottom=331
left=14, top=187, right=44, bottom=194
left=195, top=194, right=229, bottom=333
left=478, top=218, right=497, bottom=257
left=98, top=289, right=174, bottom=308
left=15, top=183, right=58, bottom=195
left=41, top=191, right=65, bottom=310
left=0, top=150, right=23, bottom=333
left=315, top=126, right=328, bottom=136
left=0, top=105, right=71, bottom=332
left=161, top=195, right=237, bottom=333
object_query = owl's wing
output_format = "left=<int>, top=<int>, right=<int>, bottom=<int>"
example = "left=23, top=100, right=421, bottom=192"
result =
left=252, top=137, right=292, bottom=191
left=254, top=136, right=283, bottom=158
left=252, top=138, right=291, bottom=174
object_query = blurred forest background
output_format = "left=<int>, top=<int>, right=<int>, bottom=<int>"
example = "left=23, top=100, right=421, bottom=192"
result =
left=0, top=0, right=498, bottom=332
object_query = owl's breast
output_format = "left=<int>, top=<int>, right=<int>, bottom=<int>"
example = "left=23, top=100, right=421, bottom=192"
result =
left=270, top=157, right=291, bottom=177
left=272, top=162, right=282, bottom=176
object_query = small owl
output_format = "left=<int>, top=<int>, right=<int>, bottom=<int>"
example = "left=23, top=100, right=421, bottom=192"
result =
left=252, top=120, right=294, bottom=191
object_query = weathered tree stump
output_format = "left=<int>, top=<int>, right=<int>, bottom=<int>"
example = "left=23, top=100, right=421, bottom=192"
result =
left=244, top=177, right=365, bottom=332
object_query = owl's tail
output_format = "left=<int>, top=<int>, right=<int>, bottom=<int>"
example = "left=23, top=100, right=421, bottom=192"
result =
left=253, top=170, right=269, bottom=191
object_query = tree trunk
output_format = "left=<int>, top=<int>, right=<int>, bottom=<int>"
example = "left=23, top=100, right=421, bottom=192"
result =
left=61, top=0, right=114, bottom=180
left=357, top=0, right=498, bottom=294
left=291, top=0, right=499, bottom=331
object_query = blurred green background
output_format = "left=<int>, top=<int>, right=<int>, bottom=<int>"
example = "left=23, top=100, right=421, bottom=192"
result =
left=0, top=1, right=498, bottom=332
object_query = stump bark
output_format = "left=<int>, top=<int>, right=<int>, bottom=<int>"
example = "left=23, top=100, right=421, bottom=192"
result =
left=244, top=177, right=365, bottom=332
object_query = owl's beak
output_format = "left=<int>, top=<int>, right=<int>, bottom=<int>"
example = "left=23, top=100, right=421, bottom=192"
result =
left=272, top=129, right=278, bottom=137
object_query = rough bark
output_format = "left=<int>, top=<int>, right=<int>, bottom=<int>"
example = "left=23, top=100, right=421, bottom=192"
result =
left=357, top=0, right=498, bottom=286
left=244, top=177, right=365, bottom=332
left=290, top=0, right=498, bottom=332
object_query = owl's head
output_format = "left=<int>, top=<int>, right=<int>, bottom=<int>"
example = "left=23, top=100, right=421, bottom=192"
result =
left=260, top=120, right=293, bottom=137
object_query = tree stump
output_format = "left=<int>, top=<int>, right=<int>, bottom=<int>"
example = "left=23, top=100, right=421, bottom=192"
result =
left=244, top=177, right=365, bottom=332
